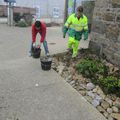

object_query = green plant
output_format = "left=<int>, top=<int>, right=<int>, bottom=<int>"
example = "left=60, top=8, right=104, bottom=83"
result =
left=98, top=76, right=120, bottom=96
left=76, top=57, right=120, bottom=96
left=110, top=69, right=120, bottom=79
left=76, top=58, right=107, bottom=78
left=15, top=20, right=28, bottom=27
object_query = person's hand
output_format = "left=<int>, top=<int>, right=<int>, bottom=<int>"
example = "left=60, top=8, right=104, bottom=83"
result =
left=32, top=42, right=36, bottom=47
left=84, top=31, right=88, bottom=41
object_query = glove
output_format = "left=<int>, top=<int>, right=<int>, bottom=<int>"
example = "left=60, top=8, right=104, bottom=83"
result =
left=84, top=30, right=88, bottom=40
left=63, top=26, right=68, bottom=38
left=32, top=42, right=36, bottom=47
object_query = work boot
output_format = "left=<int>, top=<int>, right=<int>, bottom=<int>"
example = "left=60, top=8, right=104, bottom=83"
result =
left=72, top=54, right=77, bottom=58
left=72, top=55, right=77, bottom=61
left=66, top=48, right=73, bottom=55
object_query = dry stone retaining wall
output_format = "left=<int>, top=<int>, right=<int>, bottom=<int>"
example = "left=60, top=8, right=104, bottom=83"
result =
left=91, top=0, right=120, bottom=66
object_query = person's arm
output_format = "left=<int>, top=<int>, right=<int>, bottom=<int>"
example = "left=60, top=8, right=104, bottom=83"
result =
left=40, top=23, right=46, bottom=43
left=83, top=16, right=88, bottom=40
left=32, top=24, right=37, bottom=43
left=63, top=14, right=73, bottom=38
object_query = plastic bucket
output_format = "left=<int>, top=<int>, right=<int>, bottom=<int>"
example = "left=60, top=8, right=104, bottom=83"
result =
left=32, top=47, right=41, bottom=58
left=40, top=57, right=52, bottom=70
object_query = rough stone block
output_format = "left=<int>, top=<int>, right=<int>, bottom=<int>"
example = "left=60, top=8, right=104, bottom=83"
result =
left=102, top=12, right=115, bottom=21
left=111, top=0, right=120, bottom=8
left=116, top=13, right=120, bottom=22
left=118, top=35, right=120, bottom=41
left=92, top=32, right=110, bottom=45
left=102, top=48, right=120, bottom=66
left=92, top=20, right=106, bottom=34
left=113, top=53, right=120, bottom=66
left=89, top=41, right=101, bottom=55
left=110, top=43, right=120, bottom=51
left=95, top=0, right=110, bottom=8
left=105, top=24, right=120, bottom=40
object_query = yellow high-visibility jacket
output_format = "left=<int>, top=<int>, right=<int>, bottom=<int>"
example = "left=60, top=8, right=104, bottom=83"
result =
left=64, top=13, right=88, bottom=40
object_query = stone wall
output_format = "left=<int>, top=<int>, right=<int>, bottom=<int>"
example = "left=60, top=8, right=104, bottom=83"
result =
left=82, top=1, right=95, bottom=33
left=91, top=0, right=120, bottom=66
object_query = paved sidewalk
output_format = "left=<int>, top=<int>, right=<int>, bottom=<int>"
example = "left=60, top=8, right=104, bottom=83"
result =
left=0, top=24, right=107, bottom=120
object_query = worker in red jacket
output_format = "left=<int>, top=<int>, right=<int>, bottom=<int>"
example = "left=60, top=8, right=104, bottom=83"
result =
left=29, top=19, right=49, bottom=56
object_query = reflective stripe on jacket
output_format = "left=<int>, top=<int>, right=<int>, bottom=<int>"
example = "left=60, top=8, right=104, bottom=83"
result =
left=65, top=13, right=88, bottom=31
left=64, top=13, right=88, bottom=40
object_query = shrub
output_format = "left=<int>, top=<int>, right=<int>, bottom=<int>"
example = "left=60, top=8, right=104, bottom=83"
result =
left=98, top=76, right=120, bottom=96
left=76, top=58, right=120, bottom=96
left=15, top=20, right=28, bottom=27
left=76, top=58, right=107, bottom=78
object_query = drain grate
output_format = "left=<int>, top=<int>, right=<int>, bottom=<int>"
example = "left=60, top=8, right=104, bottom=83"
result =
left=48, top=42, right=56, bottom=45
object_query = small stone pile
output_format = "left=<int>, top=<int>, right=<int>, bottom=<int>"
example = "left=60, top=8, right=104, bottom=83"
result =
left=52, top=56, right=120, bottom=120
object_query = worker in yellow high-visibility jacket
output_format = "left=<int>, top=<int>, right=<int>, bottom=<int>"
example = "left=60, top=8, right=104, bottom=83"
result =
left=63, top=6, right=88, bottom=58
